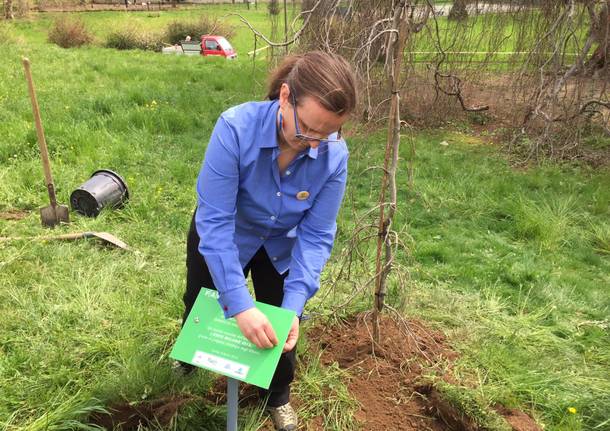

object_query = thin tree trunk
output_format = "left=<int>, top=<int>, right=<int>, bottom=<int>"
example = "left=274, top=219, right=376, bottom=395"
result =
left=283, top=0, right=288, bottom=54
left=372, top=0, right=409, bottom=345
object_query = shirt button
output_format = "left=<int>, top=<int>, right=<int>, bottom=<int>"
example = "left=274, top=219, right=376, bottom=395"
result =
left=276, top=192, right=281, bottom=197
left=286, top=170, right=291, bottom=175
left=260, top=236, right=265, bottom=240
left=272, top=257, right=277, bottom=261
left=270, top=215, right=276, bottom=221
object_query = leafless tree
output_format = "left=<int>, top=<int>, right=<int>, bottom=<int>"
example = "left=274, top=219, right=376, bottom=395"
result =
left=508, top=0, right=610, bottom=162
left=371, top=0, right=412, bottom=344
left=298, top=0, right=438, bottom=344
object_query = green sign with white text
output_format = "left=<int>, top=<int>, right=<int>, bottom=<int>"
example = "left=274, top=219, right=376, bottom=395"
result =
left=170, top=289, right=295, bottom=389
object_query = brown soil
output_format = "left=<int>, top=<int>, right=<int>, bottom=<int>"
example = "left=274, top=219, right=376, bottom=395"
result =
left=89, top=395, right=194, bottom=430
left=494, top=406, right=543, bottom=431
left=0, top=209, right=28, bottom=221
left=307, top=313, right=456, bottom=430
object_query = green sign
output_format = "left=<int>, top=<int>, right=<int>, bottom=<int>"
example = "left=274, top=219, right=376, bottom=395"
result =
left=170, top=289, right=295, bottom=389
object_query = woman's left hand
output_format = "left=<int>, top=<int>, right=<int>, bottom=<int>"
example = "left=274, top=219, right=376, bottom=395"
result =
left=283, top=316, right=300, bottom=353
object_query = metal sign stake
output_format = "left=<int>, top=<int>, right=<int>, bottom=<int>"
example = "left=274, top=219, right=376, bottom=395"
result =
left=227, top=378, right=239, bottom=431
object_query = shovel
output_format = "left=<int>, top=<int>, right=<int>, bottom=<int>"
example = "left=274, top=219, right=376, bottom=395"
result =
left=0, top=231, right=129, bottom=250
left=22, top=57, right=70, bottom=228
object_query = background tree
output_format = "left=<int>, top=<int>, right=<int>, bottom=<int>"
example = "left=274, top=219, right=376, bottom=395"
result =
left=448, top=0, right=468, bottom=21
left=267, top=0, right=280, bottom=60
left=4, top=0, right=14, bottom=19
left=585, top=0, right=610, bottom=72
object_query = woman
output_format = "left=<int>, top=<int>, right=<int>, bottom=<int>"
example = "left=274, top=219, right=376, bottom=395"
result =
left=180, top=51, right=357, bottom=431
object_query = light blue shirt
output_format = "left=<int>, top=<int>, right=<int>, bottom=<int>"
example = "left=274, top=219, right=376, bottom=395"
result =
left=195, top=100, right=348, bottom=318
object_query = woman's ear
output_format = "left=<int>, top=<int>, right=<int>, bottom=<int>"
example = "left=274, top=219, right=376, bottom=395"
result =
left=278, top=83, right=290, bottom=108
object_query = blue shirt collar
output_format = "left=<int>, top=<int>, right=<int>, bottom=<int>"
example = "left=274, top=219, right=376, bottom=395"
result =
left=257, top=99, right=318, bottom=160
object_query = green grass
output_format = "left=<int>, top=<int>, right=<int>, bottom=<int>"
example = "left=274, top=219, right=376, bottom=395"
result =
left=407, top=6, right=591, bottom=72
left=1, top=7, right=609, bottom=431
left=292, top=344, right=358, bottom=430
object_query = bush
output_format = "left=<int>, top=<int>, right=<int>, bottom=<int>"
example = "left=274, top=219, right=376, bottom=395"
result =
left=105, top=26, right=163, bottom=51
left=164, top=15, right=234, bottom=45
left=48, top=17, right=93, bottom=48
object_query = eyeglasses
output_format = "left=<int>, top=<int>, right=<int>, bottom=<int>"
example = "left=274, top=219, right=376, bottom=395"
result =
left=290, top=91, right=342, bottom=144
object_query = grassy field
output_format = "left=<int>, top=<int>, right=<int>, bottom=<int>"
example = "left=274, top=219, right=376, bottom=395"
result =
left=407, top=6, right=590, bottom=70
left=7, top=3, right=282, bottom=50
left=1, top=6, right=609, bottom=431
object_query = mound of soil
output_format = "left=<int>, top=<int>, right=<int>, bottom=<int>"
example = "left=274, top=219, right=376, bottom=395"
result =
left=307, top=312, right=541, bottom=431
left=308, top=312, right=455, bottom=430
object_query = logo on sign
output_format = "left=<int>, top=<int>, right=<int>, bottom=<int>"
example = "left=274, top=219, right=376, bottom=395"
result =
left=192, top=351, right=250, bottom=380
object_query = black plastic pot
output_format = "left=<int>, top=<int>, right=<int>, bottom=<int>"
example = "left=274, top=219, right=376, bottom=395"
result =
left=70, top=170, right=129, bottom=217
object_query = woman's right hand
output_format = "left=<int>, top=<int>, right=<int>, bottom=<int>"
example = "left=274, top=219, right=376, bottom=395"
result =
left=234, top=308, right=278, bottom=349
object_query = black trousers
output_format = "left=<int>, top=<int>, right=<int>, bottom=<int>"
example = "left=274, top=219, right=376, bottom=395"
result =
left=183, top=210, right=296, bottom=407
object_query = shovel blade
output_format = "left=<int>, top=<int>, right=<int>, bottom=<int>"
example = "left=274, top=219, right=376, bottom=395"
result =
left=40, top=204, right=70, bottom=228
left=93, top=232, right=129, bottom=250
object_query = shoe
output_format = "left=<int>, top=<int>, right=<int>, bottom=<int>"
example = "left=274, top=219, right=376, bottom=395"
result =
left=267, top=402, right=298, bottom=431
left=172, top=360, right=196, bottom=377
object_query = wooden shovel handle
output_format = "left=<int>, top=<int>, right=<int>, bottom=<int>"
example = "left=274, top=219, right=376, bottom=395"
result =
left=22, top=57, right=58, bottom=207
left=0, top=232, right=90, bottom=242
left=44, top=232, right=89, bottom=241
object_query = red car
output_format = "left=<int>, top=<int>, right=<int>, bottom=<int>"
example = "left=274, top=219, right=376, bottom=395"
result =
left=200, top=35, right=237, bottom=59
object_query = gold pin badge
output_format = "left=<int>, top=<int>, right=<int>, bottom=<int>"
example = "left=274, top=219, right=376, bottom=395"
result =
left=296, top=191, right=310, bottom=200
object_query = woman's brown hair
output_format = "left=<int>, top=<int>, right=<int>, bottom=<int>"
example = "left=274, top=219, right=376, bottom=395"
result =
left=267, top=51, right=357, bottom=115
